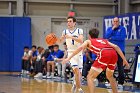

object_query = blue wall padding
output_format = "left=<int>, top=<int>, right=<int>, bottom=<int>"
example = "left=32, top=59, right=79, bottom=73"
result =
left=0, top=17, right=32, bottom=72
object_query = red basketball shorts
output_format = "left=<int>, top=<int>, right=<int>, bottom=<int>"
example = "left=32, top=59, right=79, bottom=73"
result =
left=92, top=49, right=118, bottom=70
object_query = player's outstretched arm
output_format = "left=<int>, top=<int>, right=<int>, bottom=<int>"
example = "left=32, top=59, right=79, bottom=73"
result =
left=108, top=42, right=130, bottom=68
left=62, top=40, right=90, bottom=64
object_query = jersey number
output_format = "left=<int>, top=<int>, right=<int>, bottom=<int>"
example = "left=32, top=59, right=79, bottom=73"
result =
left=96, top=40, right=106, bottom=44
left=72, top=39, right=74, bottom=45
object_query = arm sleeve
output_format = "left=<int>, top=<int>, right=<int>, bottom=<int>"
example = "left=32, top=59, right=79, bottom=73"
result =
left=110, top=27, right=126, bottom=41
left=105, top=27, right=113, bottom=39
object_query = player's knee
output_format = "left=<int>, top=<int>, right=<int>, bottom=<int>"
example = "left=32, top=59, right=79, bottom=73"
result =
left=73, top=67, right=79, bottom=74
left=87, top=73, right=94, bottom=80
left=106, top=73, right=114, bottom=80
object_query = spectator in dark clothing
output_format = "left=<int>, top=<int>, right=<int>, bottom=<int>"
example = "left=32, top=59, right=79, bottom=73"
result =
left=29, top=45, right=38, bottom=77
left=105, top=17, right=126, bottom=88
left=21, top=46, right=30, bottom=75
left=34, top=47, right=44, bottom=78
left=82, top=49, right=96, bottom=79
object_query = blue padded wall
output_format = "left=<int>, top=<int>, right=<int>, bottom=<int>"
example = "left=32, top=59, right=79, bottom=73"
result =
left=0, top=17, right=31, bottom=72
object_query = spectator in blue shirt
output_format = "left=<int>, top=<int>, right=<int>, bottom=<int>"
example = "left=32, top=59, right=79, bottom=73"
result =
left=105, top=17, right=126, bottom=88
left=46, top=44, right=64, bottom=78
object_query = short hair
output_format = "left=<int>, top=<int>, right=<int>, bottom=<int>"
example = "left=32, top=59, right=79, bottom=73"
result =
left=53, top=44, right=59, bottom=48
left=89, top=28, right=99, bottom=38
left=48, top=45, right=54, bottom=49
left=37, top=46, right=41, bottom=50
left=24, top=46, right=29, bottom=49
left=32, top=45, right=37, bottom=49
left=63, top=42, right=66, bottom=45
left=67, top=16, right=76, bottom=22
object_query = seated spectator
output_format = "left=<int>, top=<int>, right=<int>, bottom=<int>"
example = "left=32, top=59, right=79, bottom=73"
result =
left=82, top=49, right=96, bottom=80
left=29, top=45, right=38, bottom=77
left=53, top=42, right=70, bottom=78
left=21, top=46, right=30, bottom=75
left=42, top=46, right=53, bottom=78
left=46, top=44, right=64, bottom=78
left=34, top=47, right=44, bottom=78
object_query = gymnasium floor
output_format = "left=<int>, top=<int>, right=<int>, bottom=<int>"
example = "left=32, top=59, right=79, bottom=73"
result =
left=0, top=74, right=140, bottom=93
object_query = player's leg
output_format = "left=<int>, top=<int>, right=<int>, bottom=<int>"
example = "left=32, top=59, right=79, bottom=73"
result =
left=47, top=61, right=51, bottom=77
left=87, top=67, right=102, bottom=93
left=106, top=68, right=118, bottom=93
left=51, top=61, right=55, bottom=78
left=77, top=53, right=84, bottom=92
left=69, top=52, right=83, bottom=93
left=72, top=67, right=81, bottom=89
left=106, top=49, right=118, bottom=93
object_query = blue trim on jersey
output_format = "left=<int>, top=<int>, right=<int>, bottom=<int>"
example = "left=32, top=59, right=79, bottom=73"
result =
left=78, top=28, right=80, bottom=35
left=64, top=29, right=66, bottom=35
left=72, top=65, right=78, bottom=67
left=68, top=28, right=77, bottom=34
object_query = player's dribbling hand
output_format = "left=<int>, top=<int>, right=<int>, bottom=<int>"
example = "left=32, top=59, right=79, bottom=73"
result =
left=64, top=35, right=72, bottom=39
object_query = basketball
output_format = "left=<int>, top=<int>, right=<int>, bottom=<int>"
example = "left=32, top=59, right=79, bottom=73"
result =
left=45, top=33, right=57, bottom=46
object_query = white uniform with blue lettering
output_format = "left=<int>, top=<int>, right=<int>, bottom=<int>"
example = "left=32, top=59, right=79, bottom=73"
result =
left=62, top=28, right=83, bottom=70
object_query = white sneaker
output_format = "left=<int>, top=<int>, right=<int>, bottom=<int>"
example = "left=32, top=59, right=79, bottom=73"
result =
left=26, top=71, right=30, bottom=75
left=42, top=75, right=47, bottom=79
left=34, top=73, right=43, bottom=78
left=78, top=88, right=84, bottom=93
left=94, top=79, right=99, bottom=87
left=105, top=82, right=111, bottom=88
left=118, top=84, right=123, bottom=89
left=47, top=73, right=54, bottom=79
left=71, top=77, right=76, bottom=93
left=71, top=84, right=76, bottom=93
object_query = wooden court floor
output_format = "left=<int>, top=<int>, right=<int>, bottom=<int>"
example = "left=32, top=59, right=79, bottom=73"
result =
left=0, top=75, right=134, bottom=93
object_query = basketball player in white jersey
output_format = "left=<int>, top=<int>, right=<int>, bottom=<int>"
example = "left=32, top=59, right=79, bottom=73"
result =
left=58, top=16, right=84, bottom=93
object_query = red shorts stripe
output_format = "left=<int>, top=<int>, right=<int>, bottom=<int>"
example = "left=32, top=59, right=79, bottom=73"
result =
left=92, top=49, right=118, bottom=70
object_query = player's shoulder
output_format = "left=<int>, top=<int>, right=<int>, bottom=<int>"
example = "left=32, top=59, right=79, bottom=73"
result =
left=76, top=28, right=83, bottom=31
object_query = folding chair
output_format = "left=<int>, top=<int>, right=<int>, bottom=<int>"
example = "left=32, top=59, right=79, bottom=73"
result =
left=124, top=57, right=135, bottom=82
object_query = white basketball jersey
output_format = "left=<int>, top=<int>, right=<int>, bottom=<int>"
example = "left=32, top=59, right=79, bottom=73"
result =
left=62, top=28, right=83, bottom=52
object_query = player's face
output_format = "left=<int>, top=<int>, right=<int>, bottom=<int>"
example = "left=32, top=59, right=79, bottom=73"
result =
left=24, top=48, right=29, bottom=52
left=113, top=17, right=119, bottom=27
left=67, top=18, right=76, bottom=29
left=54, top=47, right=59, bottom=52
left=32, top=47, right=36, bottom=52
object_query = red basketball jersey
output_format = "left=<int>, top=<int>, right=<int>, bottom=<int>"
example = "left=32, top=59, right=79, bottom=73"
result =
left=89, top=38, right=113, bottom=55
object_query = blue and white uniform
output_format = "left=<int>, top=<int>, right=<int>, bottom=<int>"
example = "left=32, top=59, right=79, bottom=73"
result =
left=62, top=28, right=83, bottom=69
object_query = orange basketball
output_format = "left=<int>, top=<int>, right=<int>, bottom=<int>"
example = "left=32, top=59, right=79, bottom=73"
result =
left=45, top=33, right=57, bottom=46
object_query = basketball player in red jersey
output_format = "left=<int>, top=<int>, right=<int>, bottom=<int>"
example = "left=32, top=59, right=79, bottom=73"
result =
left=62, top=28, right=129, bottom=93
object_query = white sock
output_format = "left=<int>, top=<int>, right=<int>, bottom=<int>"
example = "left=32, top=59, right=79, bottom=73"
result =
left=51, top=73, right=54, bottom=77
left=47, top=72, right=50, bottom=76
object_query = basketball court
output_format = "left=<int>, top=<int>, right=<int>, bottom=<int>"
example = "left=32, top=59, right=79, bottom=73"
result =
left=0, top=0, right=140, bottom=93
left=0, top=74, right=139, bottom=93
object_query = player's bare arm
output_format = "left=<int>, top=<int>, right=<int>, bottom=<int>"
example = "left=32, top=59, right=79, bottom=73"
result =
left=57, top=35, right=65, bottom=43
left=62, top=40, right=90, bottom=64
left=108, top=42, right=129, bottom=68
